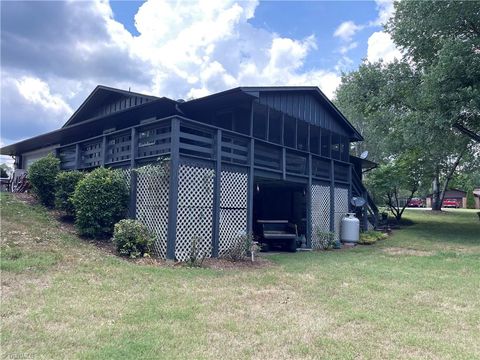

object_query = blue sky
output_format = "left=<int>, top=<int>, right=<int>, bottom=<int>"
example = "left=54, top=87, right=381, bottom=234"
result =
left=1, top=0, right=400, bottom=154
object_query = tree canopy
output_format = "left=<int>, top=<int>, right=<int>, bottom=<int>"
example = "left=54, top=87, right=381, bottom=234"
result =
left=336, top=0, right=480, bottom=212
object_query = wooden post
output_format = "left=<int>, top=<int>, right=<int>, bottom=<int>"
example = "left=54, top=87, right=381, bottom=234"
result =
left=306, top=154, right=312, bottom=248
left=211, top=129, right=222, bottom=258
left=247, top=138, right=254, bottom=234
left=75, top=143, right=81, bottom=170
left=348, top=164, right=353, bottom=212
left=130, top=127, right=137, bottom=168
left=166, top=117, right=180, bottom=260
left=330, top=160, right=335, bottom=233
left=129, top=170, right=137, bottom=219
left=100, top=135, right=107, bottom=166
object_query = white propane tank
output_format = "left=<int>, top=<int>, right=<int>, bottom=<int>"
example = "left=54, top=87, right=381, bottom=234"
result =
left=340, top=213, right=360, bottom=243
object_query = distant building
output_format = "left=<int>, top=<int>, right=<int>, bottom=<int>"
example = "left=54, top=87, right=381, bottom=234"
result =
left=426, top=189, right=467, bottom=208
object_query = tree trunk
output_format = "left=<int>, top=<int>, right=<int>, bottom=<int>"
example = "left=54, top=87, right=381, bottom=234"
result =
left=431, top=147, right=468, bottom=211
left=438, top=150, right=467, bottom=208
left=432, top=167, right=441, bottom=210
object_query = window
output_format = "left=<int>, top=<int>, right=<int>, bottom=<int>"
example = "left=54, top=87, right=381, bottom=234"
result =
left=297, top=121, right=308, bottom=151
left=252, top=101, right=268, bottom=139
left=283, top=115, right=296, bottom=148
left=309, top=125, right=320, bottom=154
left=268, top=108, right=282, bottom=144
left=321, top=129, right=331, bottom=157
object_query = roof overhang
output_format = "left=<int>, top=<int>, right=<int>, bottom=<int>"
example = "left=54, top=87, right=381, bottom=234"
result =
left=1, top=98, right=177, bottom=156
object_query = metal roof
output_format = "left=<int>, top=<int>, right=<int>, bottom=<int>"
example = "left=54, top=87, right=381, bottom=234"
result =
left=1, top=85, right=364, bottom=156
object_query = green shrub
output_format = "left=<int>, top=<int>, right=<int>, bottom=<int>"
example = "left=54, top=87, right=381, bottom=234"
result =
left=55, top=171, right=84, bottom=216
left=359, top=230, right=388, bottom=245
left=222, top=233, right=255, bottom=262
left=72, top=167, right=129, bottom=238
left=112, top=219, right=154, bottom=258
left=316, top=229, right=335, bottom=250
left=186, top=236, right=206, bottom=267
left=28, top=153, right=60, bottom=207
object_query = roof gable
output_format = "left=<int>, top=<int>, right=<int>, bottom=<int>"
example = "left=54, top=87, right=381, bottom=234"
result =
left=62, top=85, right=159, bottom=128
left=241, top=87, right=363, bottom=141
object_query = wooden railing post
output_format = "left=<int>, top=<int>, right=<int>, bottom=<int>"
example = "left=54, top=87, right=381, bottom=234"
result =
left=330, top=160, right=335, bottom=234
left=211, top=129, right=222, bottom=258
left=166, top=117, right=180, bottom=260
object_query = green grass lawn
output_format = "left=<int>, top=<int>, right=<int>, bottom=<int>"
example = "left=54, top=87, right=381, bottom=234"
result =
left=1, top=193, right=479, bottom=359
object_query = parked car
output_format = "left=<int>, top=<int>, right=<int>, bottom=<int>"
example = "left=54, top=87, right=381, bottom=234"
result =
left=442, top=198, right=460, bottom=208
left=407, top=198, right=424, bottom=207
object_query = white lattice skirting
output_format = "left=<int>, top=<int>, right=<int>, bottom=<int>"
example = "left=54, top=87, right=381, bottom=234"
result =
left=219, top=170, right=248, bottom=256
left=310, top=184, right=330, bottom=250
left=135, top=167, right=170, bottom=258
left=334, top=187, right=349, bottom=242
left=175, top=164, right=215, bottom=261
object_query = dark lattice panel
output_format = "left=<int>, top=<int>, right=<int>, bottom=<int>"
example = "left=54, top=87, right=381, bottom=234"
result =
left=135, top=166, right=170, bottom=258
left=175, top=164, right=215, bottom=261
left=106, top=132, right=131, bottom=164
left=218, top=169, right=248, bottom=256
left=80, top=141, right=102, bottom=168
left=310, top=184, right=330, bottom=249
left=334, top=187, right=349, bottom=242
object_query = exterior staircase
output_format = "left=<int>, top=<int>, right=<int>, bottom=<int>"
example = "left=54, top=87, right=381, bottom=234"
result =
left=351, top=168, right=378, bottom=231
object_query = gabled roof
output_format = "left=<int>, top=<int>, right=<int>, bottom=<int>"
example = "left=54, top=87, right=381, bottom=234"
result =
left=183, top=86, right=363, bottom=141
left=62, top=85, right=160, bottom=128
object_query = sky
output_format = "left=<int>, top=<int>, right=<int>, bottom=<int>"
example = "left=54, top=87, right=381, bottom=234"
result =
left=0, top=0, right=401, bottom=156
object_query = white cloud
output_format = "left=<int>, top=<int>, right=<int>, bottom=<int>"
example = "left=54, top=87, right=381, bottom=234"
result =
left=16, top=77, right=73, bottom=115
left=333, top=21, right=363, bottom=41
left=367, top=31, right=402, bottom=63
left=372, top=0, right=395, bottom=26
left=1, top=0, right=348, bottom=145
left=339, top=42, right=358, bottom=55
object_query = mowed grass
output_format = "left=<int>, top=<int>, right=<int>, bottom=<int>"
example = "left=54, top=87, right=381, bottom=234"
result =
left=1, top=193, right=479, bottom=360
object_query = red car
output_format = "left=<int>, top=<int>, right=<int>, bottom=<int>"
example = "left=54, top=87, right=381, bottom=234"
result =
left=442, top=199, right=460, bottom=208
left=407, top=198, right=424, bottom=207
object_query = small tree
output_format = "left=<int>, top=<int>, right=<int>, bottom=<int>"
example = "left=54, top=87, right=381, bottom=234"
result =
left=72, top=167, right=129, bottom=238
left=28, top=153, right=60, bottom=207
left=366, top=151, right=425, bottom=221
left=55, top=171, right=84, bottom=216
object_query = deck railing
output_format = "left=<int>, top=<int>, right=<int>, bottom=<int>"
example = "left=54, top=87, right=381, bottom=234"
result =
left=56, top=115, right=353, bottom=185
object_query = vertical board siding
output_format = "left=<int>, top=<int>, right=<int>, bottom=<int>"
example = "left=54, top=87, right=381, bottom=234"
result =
left=259, top=92, right=348, bottom=137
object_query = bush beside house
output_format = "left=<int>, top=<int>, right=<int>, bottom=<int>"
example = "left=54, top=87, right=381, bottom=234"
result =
left=27, top=153, right=60, bottom=207
left=72, top=167, right=129, bottom=238
left=55, top=171, right=84, bottom=216
left=113, top=219, right=154, bottom=258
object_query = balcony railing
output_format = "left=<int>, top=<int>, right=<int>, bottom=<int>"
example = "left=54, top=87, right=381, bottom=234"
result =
left=56, top=115, right=352, bottom=184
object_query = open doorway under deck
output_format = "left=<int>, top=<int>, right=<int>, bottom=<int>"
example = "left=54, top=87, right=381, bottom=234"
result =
left=252, top=178, right=307, bottom=252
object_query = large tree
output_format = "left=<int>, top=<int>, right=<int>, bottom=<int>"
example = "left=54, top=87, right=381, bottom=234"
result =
left=387, top=0, right=480, bottom=142
left=336, top=1, right=480, bottom=211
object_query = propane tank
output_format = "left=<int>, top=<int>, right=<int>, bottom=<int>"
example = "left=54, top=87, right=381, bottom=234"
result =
left=340, top=213, right=360, bottom=243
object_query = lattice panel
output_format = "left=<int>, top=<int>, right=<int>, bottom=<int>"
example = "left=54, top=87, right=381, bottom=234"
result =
left=334, top=187, right=349, bottom=242
left=175, top=164, right=215, bottom=261
left=220, top=170, right=248, bottom=208
left=135, top=167, right=170, bottom=258
left=310, top=184, right=330, bottom=249
left=120, top=169, right=131, bottom=190
left=218, top=169, right=248, bottom=255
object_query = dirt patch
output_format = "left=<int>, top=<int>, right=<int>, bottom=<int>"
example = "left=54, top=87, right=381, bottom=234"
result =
left=202, top=257, right=272, bottom=270
left=382, top=247, right=435, bottom=257
left=12, top=192, right=37, bottom=206
left=131, top=256, right=273, bottom=270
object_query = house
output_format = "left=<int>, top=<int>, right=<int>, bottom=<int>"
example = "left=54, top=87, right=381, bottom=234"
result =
left=1, top=85, right=376, bottom=260
left=425, top=189, right=467, bottom=208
